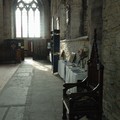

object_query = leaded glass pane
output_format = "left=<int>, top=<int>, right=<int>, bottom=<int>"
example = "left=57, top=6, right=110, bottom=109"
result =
left=29, top=8, right=34, bottom=37
left=32, top=3, right=37, bottom=9
left=16, top=8, right=21, bottom=37
left=22, top=8, right=27, bottom=37
left=35, top=9, right=40, bottom=37
left=34, top=0, right=38, bottom=3
left=19, top=2, right=24, bottom=8
left=23, top=0, right=32, bottom=4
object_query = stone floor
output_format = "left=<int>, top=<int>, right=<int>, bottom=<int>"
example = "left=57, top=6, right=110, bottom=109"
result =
left=0, top=58, right=64, bottom=120
left=0, top=58, right=107, bottom=120
left=0, top=63, right=19, bottom=93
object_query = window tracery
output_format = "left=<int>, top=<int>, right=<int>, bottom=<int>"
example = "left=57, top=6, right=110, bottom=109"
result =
left=15, top=0, right=40, bottom=38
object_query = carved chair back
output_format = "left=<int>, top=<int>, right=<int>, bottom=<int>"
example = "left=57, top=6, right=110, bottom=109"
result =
left=87, top=30, right=104, bottom=88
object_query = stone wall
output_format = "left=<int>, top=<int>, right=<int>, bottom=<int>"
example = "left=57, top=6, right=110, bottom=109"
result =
left=51, top=0, right=120, bottom=120
left=60, top=36, right=89, bottom=61
left=88, top=0, right=103, bottom=42
left=102, top=0, right=120, bottom=120
left=3, top=0, right=12, bottom=39
left=51, top=0, right=83, bottom=39
left=51, top=0, right=103, bottom=45
left=68, top=0, right=82, bottom=39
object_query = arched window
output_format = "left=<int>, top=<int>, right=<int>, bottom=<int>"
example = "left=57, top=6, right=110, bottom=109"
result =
left=15, top=0, right=40, bottom=38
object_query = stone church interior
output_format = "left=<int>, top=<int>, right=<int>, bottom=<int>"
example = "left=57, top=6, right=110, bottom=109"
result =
left=0, top=0, right=120, bottom=120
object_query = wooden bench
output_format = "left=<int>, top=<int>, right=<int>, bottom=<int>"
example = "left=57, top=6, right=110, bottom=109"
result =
left=62, top=30, right=104, bottom=120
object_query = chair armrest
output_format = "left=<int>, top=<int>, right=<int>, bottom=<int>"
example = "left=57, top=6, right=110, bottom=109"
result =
left=63, top=83, right=79, bottom=89
left=63, top=77, right=88, bottom=89
left=68, top=84, right=100, bottom=100
left=63, top=77, right=88, bottom=96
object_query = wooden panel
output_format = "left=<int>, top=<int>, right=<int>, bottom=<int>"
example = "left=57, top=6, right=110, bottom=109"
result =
left=33, top=39, right=47, bottom=60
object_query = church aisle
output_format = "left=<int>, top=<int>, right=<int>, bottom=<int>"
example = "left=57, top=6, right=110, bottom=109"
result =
left=0, top=59, right=63, bottom=120
left=23, top=59, right=63, bottom=120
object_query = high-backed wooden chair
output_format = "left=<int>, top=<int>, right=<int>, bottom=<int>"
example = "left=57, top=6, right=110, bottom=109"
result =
left=62, top=30, right=104, bottom=120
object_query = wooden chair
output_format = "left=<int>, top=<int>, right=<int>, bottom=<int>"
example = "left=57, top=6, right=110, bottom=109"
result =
left=62, top=30, right=104, bottom=120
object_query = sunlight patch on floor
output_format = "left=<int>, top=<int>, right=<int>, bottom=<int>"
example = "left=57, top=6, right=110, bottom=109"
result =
left=24, top=58, right=50, bottom=71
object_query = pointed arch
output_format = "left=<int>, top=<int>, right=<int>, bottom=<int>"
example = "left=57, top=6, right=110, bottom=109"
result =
left=12, top=0, right=50, bottom=39
left=14, top=0, right=41, bottom=38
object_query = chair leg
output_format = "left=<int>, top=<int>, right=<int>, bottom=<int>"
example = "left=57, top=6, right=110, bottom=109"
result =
left=96, top=112, right=102, bottom=120
left=62, top=103, right=67, bottom=120
left=68, top=114, right=74, bottom=120
left=87, top=112, right=102, bottom=120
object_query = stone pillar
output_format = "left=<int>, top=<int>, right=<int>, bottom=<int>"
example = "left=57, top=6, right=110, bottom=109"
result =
left=42, top=1, right=51, bottom=39
left=0, top=0, right=3, bottom=42
left=50, top=0, right=57, bottom=30
left=59, top=3, right=66, bottom=40
left=3, top=0, right=12, bottom=39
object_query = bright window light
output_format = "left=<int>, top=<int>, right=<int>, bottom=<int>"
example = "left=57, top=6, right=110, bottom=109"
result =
left=22, top=8, right=27, bottom=37
left=23, top=0, right=32, bottom=4
left=16, top=8, right=21, bottom=37
left=29, top=8, right=34, bottom=37
left=15, top=0, right=40, bottom=38
left=35, top=9, right=40, bottom=37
